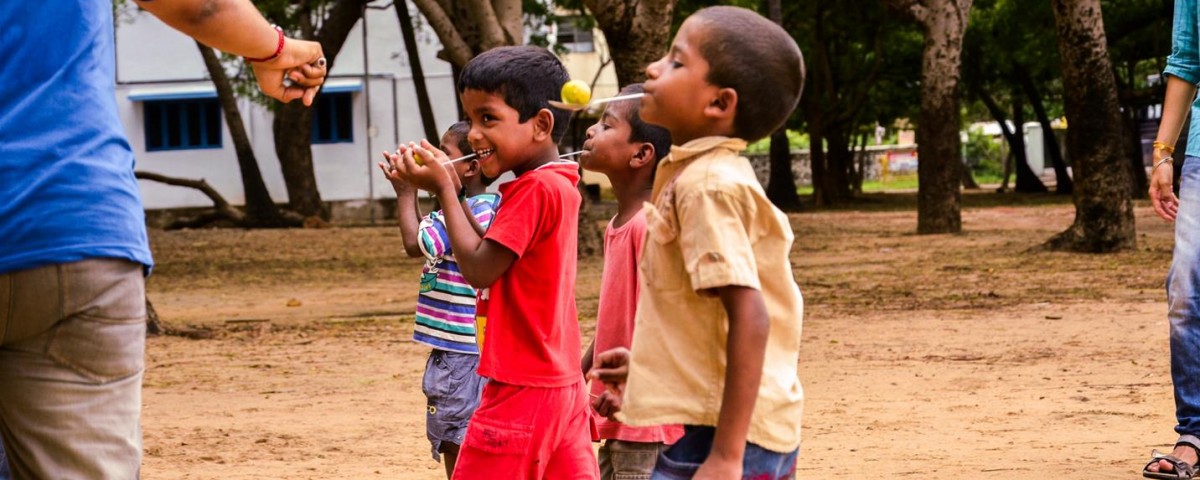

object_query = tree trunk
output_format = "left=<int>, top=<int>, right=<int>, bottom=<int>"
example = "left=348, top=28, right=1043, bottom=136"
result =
left=1122, top=107, right=1149, bottom=197
left=889, top=0, right=972, bottom=233
left=271, top=0, right=367, bottom=220
left=1046, top=0, right=1135, bottom=252
left=823, top=127, right=854, bottom=202
left=1019, top=68, right=1073, bottom=194
left=808, top=124, right=830, bottom=206
left=762, top=0, right=801, bottom=211
left=766, top=129, right=802, bottom=210
left=583, top=0, right=676, bottom=86
left=197, top=43, right=292, bottom=228
left=1010, top=95, right=1048, bottom=193
left=394, top=1, right=439, bottom=141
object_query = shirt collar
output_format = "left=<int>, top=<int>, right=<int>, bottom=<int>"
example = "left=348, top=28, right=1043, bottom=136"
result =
left=665, top=136, right=748, bottom=164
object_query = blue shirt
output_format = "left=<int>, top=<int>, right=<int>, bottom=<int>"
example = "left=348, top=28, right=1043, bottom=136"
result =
left=1167, top=0, right=1200, bottom=158
left=0, top=0, right=152, bottom=274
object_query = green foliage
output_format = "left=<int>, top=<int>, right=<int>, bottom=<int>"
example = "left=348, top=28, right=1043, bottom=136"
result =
left=964, top=128, right=1004, bottom=178
left=745, top=130, right=809, bottom=154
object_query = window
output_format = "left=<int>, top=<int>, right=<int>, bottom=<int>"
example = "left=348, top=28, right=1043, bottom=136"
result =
left=557, top=17, right=595, bottom=53
left=143, top=99, right=222, bottom=151
left=311, top=92, right=354, bottom=143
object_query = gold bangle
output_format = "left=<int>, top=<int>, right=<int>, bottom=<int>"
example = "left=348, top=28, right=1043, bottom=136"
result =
left=1153, top=156, right=1175, bottom=174
left=1154, top=141, right=1176, bottom=155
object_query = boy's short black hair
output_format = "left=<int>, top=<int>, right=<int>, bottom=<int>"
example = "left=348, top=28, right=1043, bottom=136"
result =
left=444, top=121, right=497, bottom=186
left=692, top=6, right=804, bottom=142
left=457, top=46, right=571, bottom=141
left=443, top=121, right=472, bottom=157
left=613, top=84, right=672, bottom=166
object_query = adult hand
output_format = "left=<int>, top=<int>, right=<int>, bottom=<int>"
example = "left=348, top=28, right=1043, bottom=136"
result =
left=251, top=36, right=326, bottom=106
left=1150, top=157, right=1180, bottom=222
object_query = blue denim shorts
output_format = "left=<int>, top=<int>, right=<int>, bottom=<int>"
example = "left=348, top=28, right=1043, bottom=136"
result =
left=651, top=426, right=798, bottom=480
left=422, top=349, right=484, bottom=462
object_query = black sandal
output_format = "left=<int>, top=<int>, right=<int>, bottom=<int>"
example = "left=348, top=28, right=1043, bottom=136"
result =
left=1145, top=445, right=1200, bottom=479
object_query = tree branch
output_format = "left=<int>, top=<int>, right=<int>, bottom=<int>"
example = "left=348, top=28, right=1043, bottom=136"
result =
left=465, top=0, right=507, bottom=51
left=412, top=0, right=475, bottom=67
left=885, top=0, right=928, bottom=25
left=135, top=171, right=245, bottom=223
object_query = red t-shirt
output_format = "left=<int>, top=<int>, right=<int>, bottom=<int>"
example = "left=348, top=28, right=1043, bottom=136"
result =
left=475, top=161, right=582, bottom=387
left=589, top=211, right=684, bottom=443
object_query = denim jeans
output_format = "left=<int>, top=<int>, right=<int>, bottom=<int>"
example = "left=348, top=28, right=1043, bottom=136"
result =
left=651, top=426, right=798, bottom=480
left=1171, top=155, right=1200, bottom=451
left=599, top=439, right=668, bottom=480
left=0, top=439, right=9, bottom=480
left=0, top=258, right=146, bottom=479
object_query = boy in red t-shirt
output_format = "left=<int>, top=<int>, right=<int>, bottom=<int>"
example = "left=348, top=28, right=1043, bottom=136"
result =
left=388, top=46, right=597, bottom=480
left=578, top=83, right=682, bottom=479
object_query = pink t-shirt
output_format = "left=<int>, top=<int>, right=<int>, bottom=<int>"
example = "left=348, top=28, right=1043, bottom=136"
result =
left=590, top=210, right=684, bottom=444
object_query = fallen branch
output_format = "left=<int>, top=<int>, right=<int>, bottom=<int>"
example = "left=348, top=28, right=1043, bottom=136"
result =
left=135, top=170, right=245, bottom=225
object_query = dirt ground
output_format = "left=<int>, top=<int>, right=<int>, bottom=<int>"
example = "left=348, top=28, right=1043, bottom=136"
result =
left=141, top=192, right=1180, bottom=479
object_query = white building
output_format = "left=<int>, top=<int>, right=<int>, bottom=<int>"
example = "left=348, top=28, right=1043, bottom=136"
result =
left=116, top=3, right=619, bottom=219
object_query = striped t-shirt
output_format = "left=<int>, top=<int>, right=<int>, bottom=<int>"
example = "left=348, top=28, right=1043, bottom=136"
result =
left=413, top=193, right=500, bottom=354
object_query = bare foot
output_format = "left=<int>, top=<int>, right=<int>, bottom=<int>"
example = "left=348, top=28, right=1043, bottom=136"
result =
left=1147, top=444, right=1199, bottom=474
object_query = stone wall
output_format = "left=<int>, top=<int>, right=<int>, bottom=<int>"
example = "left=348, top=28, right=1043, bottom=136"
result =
left=744, top=144, right=917, bottom=188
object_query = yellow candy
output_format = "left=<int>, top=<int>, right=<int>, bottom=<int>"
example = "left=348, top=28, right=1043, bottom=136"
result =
left=561, top=79, right=592, bottom=106
left=413, top=152, right=425, bottom=166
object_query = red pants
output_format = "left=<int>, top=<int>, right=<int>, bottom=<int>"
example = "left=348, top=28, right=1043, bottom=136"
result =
left=452, top=379, right=599, bottom=480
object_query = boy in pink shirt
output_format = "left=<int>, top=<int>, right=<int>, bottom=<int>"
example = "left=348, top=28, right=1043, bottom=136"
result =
left=579, top=83, right=682, bottom=480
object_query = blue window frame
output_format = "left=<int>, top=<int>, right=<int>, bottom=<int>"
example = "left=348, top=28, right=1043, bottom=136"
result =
left=143, top=99, right=222, bottom=151
left=311, top=92, right=354, bottom=143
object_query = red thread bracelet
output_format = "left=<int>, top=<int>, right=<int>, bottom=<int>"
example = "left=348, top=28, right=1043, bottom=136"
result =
left=246, top=25, right=284, bottom=63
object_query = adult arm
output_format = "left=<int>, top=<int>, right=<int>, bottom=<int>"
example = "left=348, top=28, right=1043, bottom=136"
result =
left=1154, top=0, right=1200, bottom=222
left=134, top=0, right=326, bottom=105
left=1151, top=76, right=1196, bottom=222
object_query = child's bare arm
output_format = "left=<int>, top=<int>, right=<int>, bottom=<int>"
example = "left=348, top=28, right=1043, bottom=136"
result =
left=457, top=199, right=489, bottom=237
left=701, top=285, right=769, bottom=478
left=379, top=151, right=423, bottom=258
left=581, top=337, right=596, bottom=375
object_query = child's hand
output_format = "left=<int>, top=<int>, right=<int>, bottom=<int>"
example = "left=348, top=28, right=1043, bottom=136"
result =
left=590, top=391, right=622, bottom=421
left=587, top=347, right=631, bottom=395
left=392, top=141, right=453, bottom=194
left=692, top=456, right=742, bottom=480
left=378, top=148, right=412, bottom=194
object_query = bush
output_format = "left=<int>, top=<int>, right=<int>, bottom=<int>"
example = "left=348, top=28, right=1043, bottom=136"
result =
left=965, top=129, right=1003, bottom=178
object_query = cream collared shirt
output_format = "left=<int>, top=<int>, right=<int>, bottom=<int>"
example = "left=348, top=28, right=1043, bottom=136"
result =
left=619, top=136, right=804, bottom=453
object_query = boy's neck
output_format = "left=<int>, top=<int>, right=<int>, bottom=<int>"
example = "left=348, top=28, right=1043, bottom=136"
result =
left=610, top=169, right=653, bottom=228
left=671, top=124, right=737, bottom=146
left=463, top=181, right=488, bottom=197
left=512, top=143, right=563, bottom=176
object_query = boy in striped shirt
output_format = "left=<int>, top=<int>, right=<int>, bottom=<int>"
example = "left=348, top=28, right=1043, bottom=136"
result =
left=381, top=121, right=499, bottom=478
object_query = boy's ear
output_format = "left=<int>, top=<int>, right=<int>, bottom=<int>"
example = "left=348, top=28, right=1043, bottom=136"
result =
left=704, top=87, right=738, bottom=123
left=532, top=108, right=555, bottom=142
left=463, top=159, right=482, bottom=178
left=629, top=143, right=656, bottom=169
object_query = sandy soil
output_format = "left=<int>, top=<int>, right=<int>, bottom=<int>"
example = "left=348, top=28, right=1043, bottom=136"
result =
left=141, top=193, right=1180, bottom=479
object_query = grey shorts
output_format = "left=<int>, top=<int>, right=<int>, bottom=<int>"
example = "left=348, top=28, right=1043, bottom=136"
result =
left=422, top=349, right=484, bottom=462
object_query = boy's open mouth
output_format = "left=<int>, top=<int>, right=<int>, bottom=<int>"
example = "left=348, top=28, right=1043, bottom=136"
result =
left=475, top=147, right=495, bottom=162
